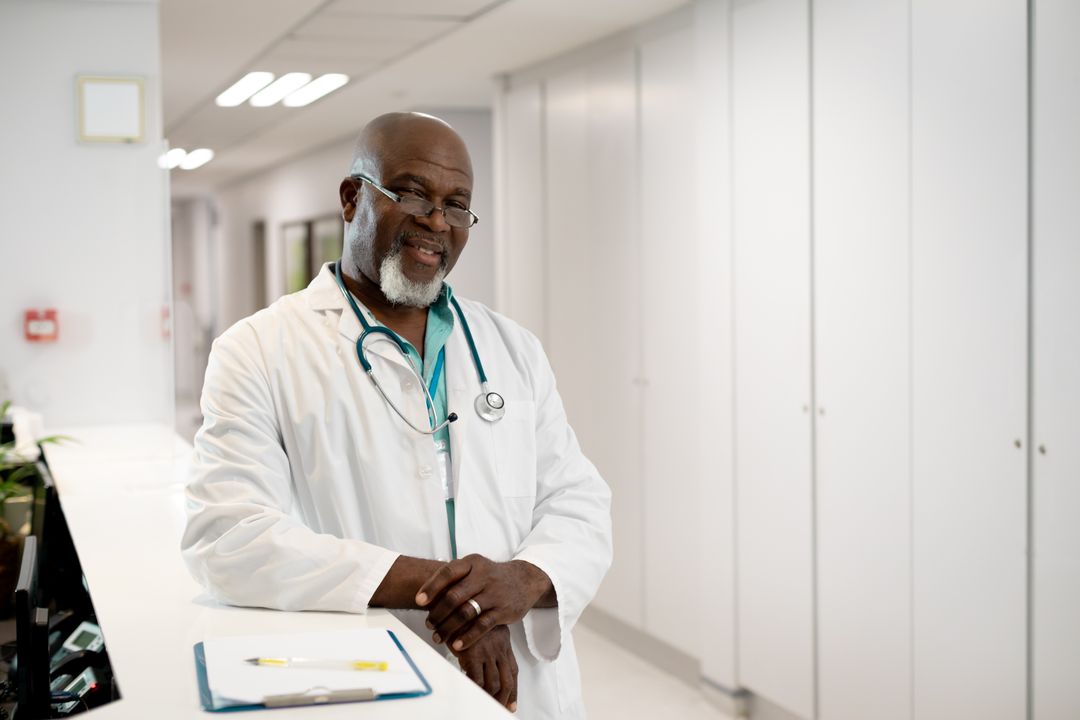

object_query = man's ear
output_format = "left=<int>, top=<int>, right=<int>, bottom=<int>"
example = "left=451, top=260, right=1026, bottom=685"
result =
left=339, top=178, right=359, bottom=222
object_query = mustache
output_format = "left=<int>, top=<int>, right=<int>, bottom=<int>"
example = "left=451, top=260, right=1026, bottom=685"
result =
left=392, top=231, right=449, bottom=268
left=392, top=230, right=447, bottom=252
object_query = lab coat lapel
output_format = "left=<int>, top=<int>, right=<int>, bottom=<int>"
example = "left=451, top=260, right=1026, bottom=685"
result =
left=334, top=302, right=413, bottom=373
left=308, top=260, right=412, bottom=372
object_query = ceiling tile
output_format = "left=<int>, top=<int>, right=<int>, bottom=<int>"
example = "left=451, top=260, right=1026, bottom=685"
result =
left=293, top=13, right=459, bottom=41
left=258, top=54, right=379, bottom=79
left=323, top=0, right=498, bottom=19
left=168, top=103, right=292, bottom=154
left=272, top=36, right=412, bottom=62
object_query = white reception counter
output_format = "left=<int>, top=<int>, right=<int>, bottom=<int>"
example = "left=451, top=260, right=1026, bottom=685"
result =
left=42, top=423, right=512, bottom=719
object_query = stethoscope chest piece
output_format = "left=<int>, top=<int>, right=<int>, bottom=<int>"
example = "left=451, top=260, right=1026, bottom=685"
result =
left=475, top=389, right=505, bottom=423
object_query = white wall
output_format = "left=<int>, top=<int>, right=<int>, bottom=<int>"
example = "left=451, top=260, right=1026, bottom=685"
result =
left=0, top=0, right=171, bottom=429
left=171, top=196, right=214, bottom=439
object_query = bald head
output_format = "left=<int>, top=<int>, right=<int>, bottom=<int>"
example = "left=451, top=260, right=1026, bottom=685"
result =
left=338, top=111, right=475, bottom=309
left=349, top=112, right=472, bottom=181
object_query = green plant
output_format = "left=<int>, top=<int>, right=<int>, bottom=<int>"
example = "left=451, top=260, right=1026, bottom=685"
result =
left=0, top=401, right=73, bottom=616
left=0, top=400, right=71, bottom=512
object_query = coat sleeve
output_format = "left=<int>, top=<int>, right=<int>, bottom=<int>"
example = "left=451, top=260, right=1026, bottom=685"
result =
left=510, top=332, right=614, bottom=663
left=180, top=323, right=399, bottom=612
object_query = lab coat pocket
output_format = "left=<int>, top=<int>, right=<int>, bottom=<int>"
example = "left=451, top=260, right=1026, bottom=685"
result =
left=491, top=400, right=538, bottom=499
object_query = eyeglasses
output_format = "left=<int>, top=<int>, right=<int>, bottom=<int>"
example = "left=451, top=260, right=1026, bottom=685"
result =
left=352, top=173, right=479, bottom=229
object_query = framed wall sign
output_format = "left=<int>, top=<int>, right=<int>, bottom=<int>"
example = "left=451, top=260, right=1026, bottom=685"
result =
left=77, top=75, right=145, bottom=143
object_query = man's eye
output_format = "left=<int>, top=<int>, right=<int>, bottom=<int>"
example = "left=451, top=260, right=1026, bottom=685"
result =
left=398, top=188, right=425, bottom=198
left=448, top=201, right=468, bottom=211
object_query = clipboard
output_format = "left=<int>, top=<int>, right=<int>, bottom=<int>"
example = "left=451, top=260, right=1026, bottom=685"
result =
left=194, top=630, right=432, bottom=712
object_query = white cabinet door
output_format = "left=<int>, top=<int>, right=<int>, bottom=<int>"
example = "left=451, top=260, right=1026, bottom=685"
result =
left=1033, top=1, right=1080, bottom=717
left=495, top=83, right=546, bottom=339
left=910, top=2, right=1028, bottom=718
left=544, top=68, right=589, bottom=385
left=545, top=51, right=645, bottom=629
left=812, top=1, right=911, bottom=719
left=732, top=0, right=814, bottom=716
left=639, top=27, right=701, bottom=658
left=694, top=0, right=738, bottom=691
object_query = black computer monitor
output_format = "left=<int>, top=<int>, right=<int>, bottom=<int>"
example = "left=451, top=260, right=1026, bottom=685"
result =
left=31, top=462, right=77, bottom=614
left=29, top=607, right=50, bottom=719
left=14, top=534, right=40, bottom=715
left=15, top=534, right=55, bottom=720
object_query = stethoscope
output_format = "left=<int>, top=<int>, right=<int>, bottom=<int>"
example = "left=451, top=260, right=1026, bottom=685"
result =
left=334, top=261, right=505, bottom=434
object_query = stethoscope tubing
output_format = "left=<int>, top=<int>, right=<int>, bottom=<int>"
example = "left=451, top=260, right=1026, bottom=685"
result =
left=334, top=262, right=503, bottom=432
left=364, top=363, right=454, bottom=436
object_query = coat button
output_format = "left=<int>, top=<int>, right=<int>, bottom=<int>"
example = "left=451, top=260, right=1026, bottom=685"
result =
left=403, top=381, right=414, bottom=391
left=418, top=465, right=432, bottom=478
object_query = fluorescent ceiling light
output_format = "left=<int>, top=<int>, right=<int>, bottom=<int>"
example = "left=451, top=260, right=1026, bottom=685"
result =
left=158, top=147, right=187, bottom=169
left=179, top=148, right=214, bottom=170
left=283, top=73, right=349, bottom=107
left=249, top=73, right=312, bottom=107
left=215, top=72, right=275, bottom=107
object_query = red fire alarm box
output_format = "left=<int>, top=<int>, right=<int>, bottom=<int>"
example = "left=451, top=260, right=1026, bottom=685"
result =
left=25, top=309, right=59, bottom=343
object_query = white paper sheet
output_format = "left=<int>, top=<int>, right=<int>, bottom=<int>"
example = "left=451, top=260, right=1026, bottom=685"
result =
left=202, top=629, right=427, bottom=706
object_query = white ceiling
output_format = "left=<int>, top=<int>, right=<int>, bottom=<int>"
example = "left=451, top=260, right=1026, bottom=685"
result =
left=161, top=0, right=688, bottom=197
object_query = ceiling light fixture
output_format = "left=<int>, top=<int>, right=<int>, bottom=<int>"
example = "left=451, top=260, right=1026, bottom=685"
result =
left=215, top=72, right=275, bottom=107
left=282, top=73, right=349, bottom=107
left=249, top=73, right=312, bottom=107
left=179, top=148, right=214, bottom=170
left=158, top=147, right=187, bottom=169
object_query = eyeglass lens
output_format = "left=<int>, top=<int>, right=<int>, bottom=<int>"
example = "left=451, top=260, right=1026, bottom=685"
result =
left=396, top=195, right=475, bottom=228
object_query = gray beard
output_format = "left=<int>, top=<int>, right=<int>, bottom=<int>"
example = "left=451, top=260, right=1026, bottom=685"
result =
left=378, top=243, right=446, bottom=308
left=346, top=218, right=446, bottom=308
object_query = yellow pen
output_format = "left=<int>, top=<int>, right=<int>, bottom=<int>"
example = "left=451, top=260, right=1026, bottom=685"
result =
left=244, top=657, right=388, bottom=672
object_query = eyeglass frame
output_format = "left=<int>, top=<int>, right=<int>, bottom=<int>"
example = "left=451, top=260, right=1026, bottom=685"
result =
left=350, top=173, right=480, bottom=229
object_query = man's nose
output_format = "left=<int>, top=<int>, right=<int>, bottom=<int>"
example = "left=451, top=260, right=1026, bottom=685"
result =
left=414, top=206, right=451, bottom=233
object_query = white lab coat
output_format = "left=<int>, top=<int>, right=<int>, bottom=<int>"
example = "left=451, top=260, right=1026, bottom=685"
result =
left=181, top=264, right=613, bottom=720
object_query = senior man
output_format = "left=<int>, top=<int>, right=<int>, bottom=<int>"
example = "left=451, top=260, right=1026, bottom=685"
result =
left=181, top=112, right=612, bottom=719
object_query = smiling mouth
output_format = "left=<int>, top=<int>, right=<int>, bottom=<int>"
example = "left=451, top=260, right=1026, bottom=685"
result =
left=399, top=234, right=446, bottom=269
left=401, top=233, right=443, bottom=252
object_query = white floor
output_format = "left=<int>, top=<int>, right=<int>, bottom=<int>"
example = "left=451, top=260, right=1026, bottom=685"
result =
left=575, top=624, right=734, bottom=720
